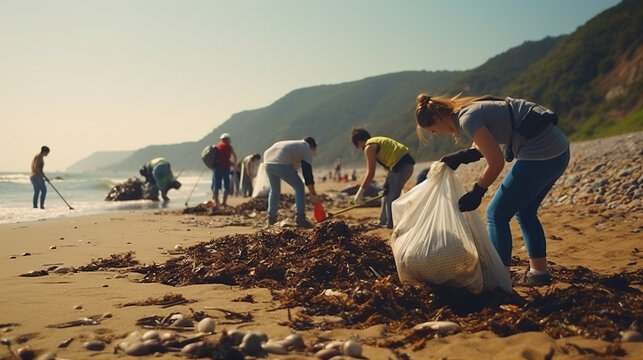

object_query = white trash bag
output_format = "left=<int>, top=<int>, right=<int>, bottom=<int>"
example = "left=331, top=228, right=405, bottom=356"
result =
left=251, top=162, right=270, bottom=198
left=390, top=161, right=512, bottom=294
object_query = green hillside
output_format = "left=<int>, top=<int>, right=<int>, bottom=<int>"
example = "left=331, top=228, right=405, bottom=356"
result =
left=95, top=0, right=643, bottom=173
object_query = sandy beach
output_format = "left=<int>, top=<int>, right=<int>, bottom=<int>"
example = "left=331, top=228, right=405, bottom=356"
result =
left=1, top=133, right=642, bottom=360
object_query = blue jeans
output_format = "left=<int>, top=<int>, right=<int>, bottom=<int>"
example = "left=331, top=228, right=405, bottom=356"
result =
left=265, top=163, right=305, bottom=218
left=212, top=168, right=230, bottom=191
left=487, top=149, right=570, bottom=266
left=30, top=175, right=47, bottom=208
left=380, top=163, right=414, bottom=228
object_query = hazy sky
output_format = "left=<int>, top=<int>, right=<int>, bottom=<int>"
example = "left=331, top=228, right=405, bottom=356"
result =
left=1, top=0, right=619, bottom=172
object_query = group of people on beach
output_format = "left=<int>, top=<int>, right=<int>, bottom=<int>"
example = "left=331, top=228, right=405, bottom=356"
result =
left=32, top=92, right=568, bottom=287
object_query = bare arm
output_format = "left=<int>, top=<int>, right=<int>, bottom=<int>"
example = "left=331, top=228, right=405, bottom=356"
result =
left=472, top=126, right=504, bottom=189
left=359, top=144, right=378, bottom=189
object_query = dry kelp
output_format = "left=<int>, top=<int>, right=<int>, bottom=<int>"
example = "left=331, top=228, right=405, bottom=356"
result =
left=120, top=293, right=193, bottom=308
left=131, top=221, right=642, bottom=343
left=77, top=252, right=139, bottom=271
left=183, top=194, right=334, bottom=216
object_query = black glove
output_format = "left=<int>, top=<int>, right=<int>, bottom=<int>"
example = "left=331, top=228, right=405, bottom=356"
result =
left=440, top=148, right=483, bottom=170
left=458, top=183, right=487, bottom=212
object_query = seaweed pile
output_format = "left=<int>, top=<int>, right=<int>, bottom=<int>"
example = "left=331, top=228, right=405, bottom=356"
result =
left=105, top=178, right=145, bottom=201
left=77, top=251, right=139, bottom=271
left=183, top=194, right=335, bottom=216
left=128, top=222, right=642, bottom=343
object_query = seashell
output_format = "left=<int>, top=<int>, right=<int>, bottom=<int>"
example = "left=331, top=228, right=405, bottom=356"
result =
left=174, top=244, right=184, bottom=251
left=22, top=252, right=31, bottom=256
left=226, top=329, right=246, bottom=345
left=239, top=332, right=263, bottom=355
left=49, top=246, right=56, bottom=250
left=17, top=346, right=35, bottom=360
left=37, top=352, right=56, bottom=360
left=101, top=313, right=112, bottom=319
left=142, top=330, right=160, bottom=341
left=342, top=339, right=362, bottom=357
left=412, top=321, right=461, bottom=334
left=315, top=347, right=341, bottom=360
left=197, top=317, right=215, bottom=333
left=284, top=333, right=305, bottom=349
left=73, top=305, right=83, bottom=311
left=262, top=341, right=288, bottom=354
left=83, top=341, right=105, bottom=351
left=125, top=342, right=150, bottom=356
left=171, top=317, right=194, bottom=328
left=621, top=330, right=643, bottom=342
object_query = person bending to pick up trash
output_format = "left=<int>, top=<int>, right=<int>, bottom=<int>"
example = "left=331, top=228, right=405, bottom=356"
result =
left=415, top=93, right=569, bottom=286
left=350, top=128, right=415, bottom=229
left=263, top=137, right=319, bottom=228
left=140, top=157, right=181, bottom=201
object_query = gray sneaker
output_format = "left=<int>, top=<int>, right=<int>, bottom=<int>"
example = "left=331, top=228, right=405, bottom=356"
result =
left=295, top=214, right=313, bottom=228
left=516, top=270, right=551, bottom=287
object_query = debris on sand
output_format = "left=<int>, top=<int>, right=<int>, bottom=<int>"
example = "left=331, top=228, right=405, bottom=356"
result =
left=130, top=221, right=643, bottom=346
left=77, top=252, right=139, bottom=271
left=120, top=293, right=193, bottom=308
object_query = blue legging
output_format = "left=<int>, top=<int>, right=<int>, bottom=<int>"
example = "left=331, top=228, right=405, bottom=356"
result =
left=30, top=175, right=47, bottom=208
left=486, top=149, right=569, bottom=266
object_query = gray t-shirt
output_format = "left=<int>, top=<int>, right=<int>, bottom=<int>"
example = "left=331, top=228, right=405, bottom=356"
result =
left=263, top=140, right=313, bottom=169
left=458, top=98, right=569, bottom=161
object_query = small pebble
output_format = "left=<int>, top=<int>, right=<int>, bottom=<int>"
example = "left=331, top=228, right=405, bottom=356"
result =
left=240, top=332, right=262, bottom=355
left=83, top=341, right=106, bottom=351
left=171, top=317, right=193, bottom=328
left=22, top=252, right=31, bottom=256
left=17, top=346, right=35, bottom=360
left=101, top=313, right=112, bottom=319
left=227, top=329, right=246, bottom=345
left=621, top=330, right=643, bottom=342
left=50, top=246, right=57, bottom=250
left=262, top=341, right=288, bottom=354
left=37, top=352, right=56, bottom=360
left=343, top=340, right=362, bottom=357
left=9, top=256, right=16, bottom=259
left=142, top=330, right=160, bottom=341
left=181, top=341, right=205, bottom=356
left=316, top=348, right=341, bottom=360
left=197, top=317, right=216, bottom=333
left=125, top=342, right=150, bottom=356
left=160, top=332, right=176, bottom=342
left=412, top=321, right=461, bottom=333
left=102, top=284, right=108, bottom=287
left=73, top=305, right=83, bottom=311
left=284, top=333, right=305, bottom=349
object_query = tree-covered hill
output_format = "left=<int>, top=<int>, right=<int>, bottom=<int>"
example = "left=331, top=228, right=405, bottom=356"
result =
left=90, top=0, right=642, bottom=173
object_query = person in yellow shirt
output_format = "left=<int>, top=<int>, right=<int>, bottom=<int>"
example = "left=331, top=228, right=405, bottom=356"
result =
left=351, top=128, right=415, bottom=228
